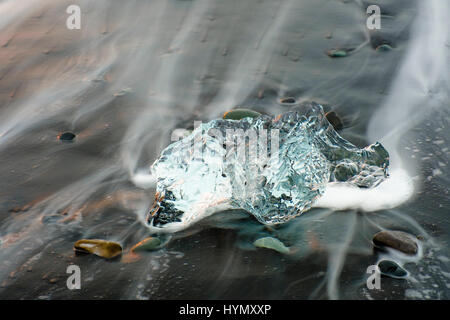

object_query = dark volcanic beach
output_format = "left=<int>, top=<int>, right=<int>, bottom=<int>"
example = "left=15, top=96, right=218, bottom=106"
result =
left=0, top=0, right=449, bottom=300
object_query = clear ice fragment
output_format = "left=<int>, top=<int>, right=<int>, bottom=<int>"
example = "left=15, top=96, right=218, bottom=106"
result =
left=147, top=102, right=389, bottom=231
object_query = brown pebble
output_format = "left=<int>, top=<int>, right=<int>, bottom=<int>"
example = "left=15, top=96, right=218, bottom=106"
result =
left=49, top=278, right=58, bottom=284
left=279, top=97, right=297, bottom=105
left=74, top=239, right=122, bottom=259
left=373, top=230, right=418, bottom=255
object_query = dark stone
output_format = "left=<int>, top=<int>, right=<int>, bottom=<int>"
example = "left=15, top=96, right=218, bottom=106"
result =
left=378, top=260, right=408, bottom=278
left=376, top=44, right=393, bottom=52
left=326, top=49, right=349, bottom=58
left=373, top=230, right=418, bottom=255
left=222, top=109, right=261, bottom=120
left=279, top=97, right=297, bottom=105
left=58, top=132, right=76, bottom=141
left=369, top=33, right=394, bottom=50
left=325, top=111, right=344, bottom=131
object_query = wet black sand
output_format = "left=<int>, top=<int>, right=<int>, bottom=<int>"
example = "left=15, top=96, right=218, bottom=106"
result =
left=0, top=0, right=449, bottom=300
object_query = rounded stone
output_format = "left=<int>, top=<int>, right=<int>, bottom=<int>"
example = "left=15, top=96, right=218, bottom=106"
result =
left=376, top=44, right=393, bottom=52
left=327, top=49, right=348, bottom=58
left=74, top=239, right=122, bottom=259
left=58, top=132, right=76, bottom=141
left=253, top=237, right=290, bottom=254
left=378, top=260, right=408, bottom=278
left=373, top=230, right=418, bottom=255
left=278, top=97, right=297, bottom=105
left=223, top=108, right=261, bottom=120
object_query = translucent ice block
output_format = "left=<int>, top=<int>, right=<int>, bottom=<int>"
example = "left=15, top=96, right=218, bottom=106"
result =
left=146, top=102, right=389, bottom=231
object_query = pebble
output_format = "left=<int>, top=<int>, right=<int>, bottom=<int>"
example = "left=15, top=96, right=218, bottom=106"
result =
left=74, top=239, right=122, bottom=259
left=278, top=97, right=297, bottom=105
left=58, top=132, right=76, bottom=141
left=378, top=260, right=408, bottom=279
left=373, top=230, right=418, bottom=255
left=376, top=44, right=393, bottom=52
left=326, top=49, right=348, bottom=58
left=223, top=109, right=261, bottom=120
left=253, top=237, right=290, bottom=254
left=131, top=237, right=161, bottom=252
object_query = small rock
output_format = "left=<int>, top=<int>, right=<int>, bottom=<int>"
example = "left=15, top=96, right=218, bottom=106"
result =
left=326, top=49, right=349, bottom=58
left=223, top=109, right=261, bottom=120
left=74, top=239, right=122, bottom=259
left=378, top=260, right=408, bottom=279
left=373, top=230, right=418, bottom=255
left=278, top=97, right=297, bottom=105
left=253, top=237, right=290, bottom=254
left=49, top=278, right=59, bottom=284
left=325, top=111, right=344, bottom=131
left=131, top=237, right=161, bottom=252
left=58, top=132, right=76, bottom=141
left=376, top=44, right=393, bottom=52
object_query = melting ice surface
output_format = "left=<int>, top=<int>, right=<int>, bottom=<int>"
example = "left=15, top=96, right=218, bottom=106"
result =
left=147, top=102, right=389, bottom=232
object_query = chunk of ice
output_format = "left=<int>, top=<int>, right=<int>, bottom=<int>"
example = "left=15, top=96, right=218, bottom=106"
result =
left=147, top=102, right=389, bottom=231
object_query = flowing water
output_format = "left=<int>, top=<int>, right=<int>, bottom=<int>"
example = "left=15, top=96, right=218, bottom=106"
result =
left=0, top=0, right=449, bottom=299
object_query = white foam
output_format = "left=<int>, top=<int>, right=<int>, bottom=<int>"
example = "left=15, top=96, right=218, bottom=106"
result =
left=131, top=172, right=156, bottom=189
left=313, top=169, right=415, bottom=212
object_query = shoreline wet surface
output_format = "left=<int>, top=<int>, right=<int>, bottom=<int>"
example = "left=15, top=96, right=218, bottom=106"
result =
left=0, top=0, right=449, bottom=299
